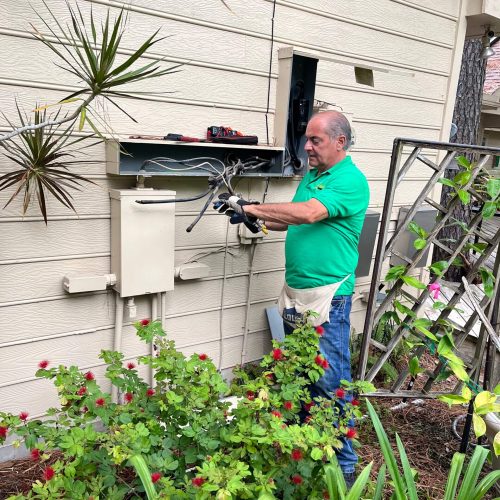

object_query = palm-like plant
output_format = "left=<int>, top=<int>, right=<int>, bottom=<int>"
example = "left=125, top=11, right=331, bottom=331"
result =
left=0, top=0, right=181, bottom=219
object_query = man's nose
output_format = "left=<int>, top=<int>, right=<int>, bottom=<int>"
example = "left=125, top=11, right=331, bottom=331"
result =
left=304, top=139, right=312, bottom=151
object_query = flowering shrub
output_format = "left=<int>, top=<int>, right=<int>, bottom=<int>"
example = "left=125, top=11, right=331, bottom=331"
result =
left=0, top=317, right=372, bottom=499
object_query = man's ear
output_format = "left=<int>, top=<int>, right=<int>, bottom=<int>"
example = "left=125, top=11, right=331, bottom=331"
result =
left=336, top=135, right=346, bottom=150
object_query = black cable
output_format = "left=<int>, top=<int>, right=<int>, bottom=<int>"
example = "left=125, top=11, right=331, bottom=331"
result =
left=264, top=0, right=277, bottom=145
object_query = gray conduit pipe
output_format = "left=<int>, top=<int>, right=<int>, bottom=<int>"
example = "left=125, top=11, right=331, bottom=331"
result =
left=241, top=241, right=258, bottom=365
left=151, top=294, right=158, bottom=387
left=111, top=291, right=124, bottom=403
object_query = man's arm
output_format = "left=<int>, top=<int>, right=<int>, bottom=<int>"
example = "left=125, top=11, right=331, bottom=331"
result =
left=262, top=221, right=288, bottom=231
left=243, top=198, right=328, bottom=226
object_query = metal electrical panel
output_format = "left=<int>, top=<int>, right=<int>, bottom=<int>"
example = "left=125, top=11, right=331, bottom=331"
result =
left=356, top=210, right=380, bottom=277
left=110, top=189, right=175, bottom=297
left=390, top=205, right=438, bottom=267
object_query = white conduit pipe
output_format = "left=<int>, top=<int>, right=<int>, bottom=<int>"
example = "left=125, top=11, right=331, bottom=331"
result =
left=151, top=294, right=158, bottom=387
left=241, top=241, right=258, bottom=366
left=111, top=291, right=124, bottom=403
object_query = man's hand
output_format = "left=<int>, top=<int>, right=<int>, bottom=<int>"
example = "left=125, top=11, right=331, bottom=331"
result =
left=213, top=193, right=262, bottom=233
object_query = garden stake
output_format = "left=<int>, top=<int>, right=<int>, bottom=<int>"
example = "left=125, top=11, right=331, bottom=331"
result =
left=459, top=397, right=475, bottom=453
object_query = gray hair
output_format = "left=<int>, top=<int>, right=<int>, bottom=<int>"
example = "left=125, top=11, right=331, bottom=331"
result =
left=323, top=112, right=352, bottom=151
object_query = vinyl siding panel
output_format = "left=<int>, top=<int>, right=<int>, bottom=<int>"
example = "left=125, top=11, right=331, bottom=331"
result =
left=0, top=0, right=463, bottom=421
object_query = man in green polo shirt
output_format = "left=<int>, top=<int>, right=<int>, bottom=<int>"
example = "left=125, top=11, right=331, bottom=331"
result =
left=214, top=111, right=369, bottom=486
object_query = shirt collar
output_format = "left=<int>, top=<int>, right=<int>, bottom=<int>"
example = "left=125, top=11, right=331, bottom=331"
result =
left=310, top=155, right=352, bottom=177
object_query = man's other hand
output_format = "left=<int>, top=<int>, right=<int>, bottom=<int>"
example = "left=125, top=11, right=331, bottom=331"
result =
left=213, top=193, right=261, bottom=233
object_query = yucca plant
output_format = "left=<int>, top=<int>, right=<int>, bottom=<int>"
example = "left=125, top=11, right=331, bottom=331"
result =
left=0, top=0, right=180, bottom=219
left=0, top=105, right=96, bottom=223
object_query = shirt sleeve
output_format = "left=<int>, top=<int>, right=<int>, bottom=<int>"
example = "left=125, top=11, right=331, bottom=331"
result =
left=312, top=170, right=369, bottom=218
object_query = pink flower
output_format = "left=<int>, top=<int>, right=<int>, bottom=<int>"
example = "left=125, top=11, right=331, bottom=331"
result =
left=77, top=386, right=87, bottom=396
left=291, top=449, right=303, bottom=461
left=0, top=426, right=7, bottom=439
left=124, top=392, right=133, bottom=403
left=346, top=427, right=357, bottom=439
left=126, top=362, right=136, bottom=370
left=284, top=401, right=293, bottom=410
left=192, top=476, right=205, bottom=487
left=95, top=398, right=105, bottom=407
left=428, top=282, right=441, bottom=300
left=140, top=319, right=150, bottom=326
left=19, top=412, right=29, bottom=421
left=43, top=466, right=55, bottom=481
left=84, top=371, right=95, bottom=381
left=271, top=410, right=282, bottom=418
left=335, top=388, right=345, bottom=399
left=146, top=388, right=155, bottom=397
left=38, top=360, right=49, bottom=369
left=198, top=353, right=208, bottom=361
left=151, top=472, right=161, bottom=483
left=265, top=373, right=275, bottom=382
left=315, top=326, right=325, bottom=336
left=30, top=448, right=41, bottom=460
left=246, top=391, right=255, bottom=401
left=291, top=474, right=303, bottom=485
left=272, top=348, right=283, bottom=361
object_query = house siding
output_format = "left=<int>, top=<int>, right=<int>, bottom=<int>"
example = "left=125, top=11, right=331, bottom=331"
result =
left=1, top=0, right=462, bottom=422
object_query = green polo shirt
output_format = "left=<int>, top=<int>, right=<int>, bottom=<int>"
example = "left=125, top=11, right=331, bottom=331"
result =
left=285, top=155, right=369, bottom=295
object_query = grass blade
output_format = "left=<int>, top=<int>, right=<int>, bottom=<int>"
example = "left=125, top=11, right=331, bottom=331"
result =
left=129, top=455, right=158, bottom=500
left=372, top=464, right=386, bottom=500
left=395, top=433, right=418, bottom=500
left=456, top=445, right=489, bottom=500
left=443, top=452, right=465, bottom=500
left=345, top=462, right=372, bottom=500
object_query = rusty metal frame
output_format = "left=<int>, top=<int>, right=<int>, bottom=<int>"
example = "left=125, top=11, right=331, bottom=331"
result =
left=357, top=138, right=500, bottom=397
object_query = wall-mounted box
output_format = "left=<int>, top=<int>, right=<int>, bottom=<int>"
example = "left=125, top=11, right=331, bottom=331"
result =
left=356, top=210, right=380, bottom=277
left=110, top=189, right=175, bottom=297
left=390, top=205, right=437, bottom=268
left=106, top=139, right=286, bottom=177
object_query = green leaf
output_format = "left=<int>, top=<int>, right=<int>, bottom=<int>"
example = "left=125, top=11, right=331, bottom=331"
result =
left=479, top=268, right=495, bottom=298
left=372, top=464, right=386, bottom=500
left=396, top=434, right=418, bottom=500
left=482, top=201, right=496, bottom=219
left=494, top=431, right=500, bottom=456
left=439, top=178, right=456, bottom=188
left=129, top=455, right=158, bottom=500
left=494, top=384, right=500, bottom=396
left=453, top=171, right=472, bottom=186
left=472, top=414, right=486, bottom=438
left=311, top=447, right=323, bottom=460
left=443, top=452, right=465, bottom=500
left=413, top=238, right=427, bottom=250
left=393, top=300, right=416, bottom=319
left=78, top=107, right=86, bottom=131
left=457, top=189, right=471, bottom=205
left=432, top=301, right=447, bottom=310
left=346, top=462, right=372, bottom=500
left=384, top=265, right=406, bottom=282
left=456, top=156, right=471, bottom=170
left=429, top=261, right=448, bottom=277
left=438, top=394, right=470, bottom=406
left=486, top=178, right=500, bottom=200
left=407, top=222, right=427, bottom=238
left=412, top=322, right=438, bottom=342
left=408, top=357, right=422, bottom=377
left=401, top=275, right=427, bottom=290
left=456, top=445, right=489, bottom=500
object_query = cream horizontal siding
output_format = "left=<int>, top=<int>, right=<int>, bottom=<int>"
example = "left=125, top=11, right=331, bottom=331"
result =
left=0, top=0, right=461, bottom=421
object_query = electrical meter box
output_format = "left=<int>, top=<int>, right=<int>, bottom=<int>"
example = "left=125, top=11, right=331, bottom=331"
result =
left=110, top=189, right=175, bottom=297
left=390, top=205, right=438, bottom=268
left=356, top=210, right=380, bottom=277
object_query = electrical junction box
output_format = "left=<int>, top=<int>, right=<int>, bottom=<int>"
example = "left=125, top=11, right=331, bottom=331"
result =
left=110, top=189, right=175, bottom=297
left=390, top=205, right=438, bottom=268
left=355, top=210, right=380, bottom=277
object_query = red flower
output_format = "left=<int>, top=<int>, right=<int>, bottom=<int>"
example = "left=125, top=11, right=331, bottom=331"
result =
left=95, top=398, right=105, bottom=407
left=291, top=449, right=303, bottom=461
left=315, top=355, right=325, bottom=367
left=19, top=412, right=29, bottom=421
left=192, top=476, right=205, bottom=487
left=140, top=319, right=150, bottom=326
left=346, top=427, right=357, bottom=439
left=77, top=386, right=87, bottom=396
left=124, top=392, right=133, bottom=403
left=335, top=388, right=345, bottom=399
left=291, top=474, right=303, bottom=485
left=323, top=491, right=330, bottom=499
left=265, top=373, right=275, bottom=381
left=38, top=360, right=49, bottom=369
left=315, top=325, right=325, bottom=336
left=304, top=415, right=313, bottom=424
left=30, top=448, right=41, bottom=460
left=284, top=401, right=293, bottom=410
left=146, top=388, right=155, bottom=397
left=322, top=358, right=329, bottom=369
left=151, top=472, right=161, bottom=483
left=0, top=426, right=8, bottom=439
left=271, top=410, right=282, bottom=418
left=85, top=371, right=95, bottom=381
left=272, top=348, right=283, bottom=361
left=43, top=466, right=55, bottom=481
left=246, top=391, right=255, bottom=401
left=351, top=399, right=360, bottom=406
left=304, top=401, right=314, bottom=412
left=81, top=406, right=88, bottom=414
left=198, top=353, right=208, bottom=361
left=126, top=362, right=136, bottom=370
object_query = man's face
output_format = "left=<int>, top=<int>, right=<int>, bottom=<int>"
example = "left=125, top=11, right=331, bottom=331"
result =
left=304, top=116, right=346, bottom=172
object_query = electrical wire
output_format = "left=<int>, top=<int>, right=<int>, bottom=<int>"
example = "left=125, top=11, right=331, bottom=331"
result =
left=264, top=0, right=277, bottom=145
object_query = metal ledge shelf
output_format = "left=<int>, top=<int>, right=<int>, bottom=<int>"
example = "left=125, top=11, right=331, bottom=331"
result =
left=106, top=138, right=290, bottom=177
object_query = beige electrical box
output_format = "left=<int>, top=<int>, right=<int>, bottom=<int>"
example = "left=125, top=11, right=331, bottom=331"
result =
left=110, top=189, right=175, bottom=297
